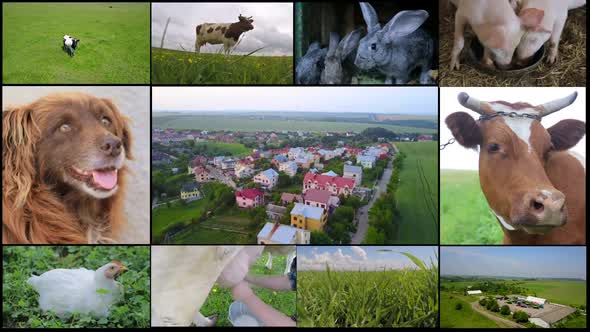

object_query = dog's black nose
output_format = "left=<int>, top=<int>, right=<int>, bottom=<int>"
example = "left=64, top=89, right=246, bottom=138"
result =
left=100, top=136, right=122, bottom=157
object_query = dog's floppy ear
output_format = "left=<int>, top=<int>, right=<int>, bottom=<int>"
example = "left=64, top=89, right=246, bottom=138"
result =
left=100, top=98, right=133, bottom=159
left=2, top=105, right=41, bottom=208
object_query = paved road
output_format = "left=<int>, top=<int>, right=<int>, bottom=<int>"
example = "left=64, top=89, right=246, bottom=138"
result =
left=351, top=157, right=394, bottom=244
left=470, top=302, right=525, bottom=328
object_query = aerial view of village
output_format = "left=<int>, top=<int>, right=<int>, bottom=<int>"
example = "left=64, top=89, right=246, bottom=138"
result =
left=441, top=247, right=587, bottom=329
left=151, top=87, right=438, bottom=245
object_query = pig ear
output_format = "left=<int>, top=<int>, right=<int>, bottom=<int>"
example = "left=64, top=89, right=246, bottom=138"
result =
left=519, top=7, right=544, bottom=30
left=547, top=119, right=586, bottom=151
left=445, top=112, right=482, bottom=149
left=383, top=10, right=428, bottom=42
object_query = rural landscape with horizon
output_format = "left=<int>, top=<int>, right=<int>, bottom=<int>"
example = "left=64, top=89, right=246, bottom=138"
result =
left=441, top=247, right=587, bottom=328
left=151, top=87, right=438, bottom=245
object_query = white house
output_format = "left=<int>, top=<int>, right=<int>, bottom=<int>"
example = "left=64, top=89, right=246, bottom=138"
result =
left=467, top=290, right=482, bottom=295
left=279, top=161, right=298, bottom=177
left=288, top=147, right=305, bottom=160
left=254, top=168, right=279, bottom=190
left=257, top=222, right=310, bottom=245
left=357, top=155, right=376, bottom=168
left=235, top=165, right=255, bottom=179
left=343, top=165, right=363, bottom=185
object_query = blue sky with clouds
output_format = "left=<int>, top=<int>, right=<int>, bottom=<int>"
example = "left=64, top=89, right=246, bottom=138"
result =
left=441, top=247, right=586, bottom=280
left=297, top=246, right=437, bottom=271
left=153, top=87, right=438, bottom=115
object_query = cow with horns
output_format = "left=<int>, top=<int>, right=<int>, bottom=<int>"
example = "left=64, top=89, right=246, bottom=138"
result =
left=445, top=91, right=585, bottom=244
left=195, top=14, right=254, bottom=56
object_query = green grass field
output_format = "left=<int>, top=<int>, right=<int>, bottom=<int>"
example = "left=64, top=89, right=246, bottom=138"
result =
left=440, top=169, right=502, bottom=244
left=153, top=114, right=438, bottom=134
left=394, top=142, right=438, bottom=244
left=200, top=252, right=296, bottom=327
left=440, top=291, right=504, bottom=328
left=298, top=253, right=438, bottom=327
left=2, top=3, right=150, bottom=84
left=442, top=280, right=587, bottom=307
left=522, top=280, right=586, bottom=307
left=192, top=142, right=251, bottom=157
left=152, top=199, right=207, bottom=241
left=173, top=226, right=251, bottom=244
left=151, top=48, right=293, bottom=84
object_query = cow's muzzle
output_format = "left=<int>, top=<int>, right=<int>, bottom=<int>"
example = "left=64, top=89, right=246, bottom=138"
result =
left=511, top=189, right=567, bottom=234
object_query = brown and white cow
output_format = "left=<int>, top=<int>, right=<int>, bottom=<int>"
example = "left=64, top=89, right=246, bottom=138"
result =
left=195, top=14, right=254, bottom=56
left=446, top=91, right=585, bottom=244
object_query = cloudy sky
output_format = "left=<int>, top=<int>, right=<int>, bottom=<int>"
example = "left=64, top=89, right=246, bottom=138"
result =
left=152, top=3, right=293, bottom=56
left=153, top=87, right=438, bottom=114
left=440, top=87, right=586, bottom=170
left=441, top=247, right=586, bottom=280
left=297, top=246, right=437, bottom=271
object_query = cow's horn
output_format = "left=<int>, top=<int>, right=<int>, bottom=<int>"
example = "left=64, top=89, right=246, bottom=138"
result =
left=457, top=92, right=485, bottom=115
left=539, top=92, right=578, bottom=117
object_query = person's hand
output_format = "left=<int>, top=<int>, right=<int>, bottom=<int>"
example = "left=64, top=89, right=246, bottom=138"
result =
left=217, top=250, right=250, bottom=288
left=231, top=281, right=255, bottom=302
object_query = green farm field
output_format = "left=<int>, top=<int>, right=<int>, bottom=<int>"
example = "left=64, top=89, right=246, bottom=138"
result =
left=192, top=142, right=251, bottom=157
left=440, top=291, right=504, bottom=328
left=200, top=252, right=296, bottom=326
left=297, top=253, right=438, bottom=328
left=152, top=199, right=207, bottom=241
left=152, top=114, right=438, bottom=134
left=2, top=3, right=150, bottom=84
left=440, top=169, right=502, bottom=244
left=151, top=48, right=293, bottom=84
left=394, top=142, right=438, bottom=244
left=442, top=280, right=587, bottom=307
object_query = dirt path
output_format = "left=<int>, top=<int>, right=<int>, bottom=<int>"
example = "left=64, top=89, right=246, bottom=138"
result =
left=470, top=302, right=525, bottom=328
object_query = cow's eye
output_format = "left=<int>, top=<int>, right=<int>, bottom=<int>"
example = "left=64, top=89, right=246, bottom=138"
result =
left=371, top=43, right=377, bottom=50
left=487, top=143, right=501, bottom=153
left=101, top=117, right=112, bottom=127
left=59, top=124, right=71, bottom=133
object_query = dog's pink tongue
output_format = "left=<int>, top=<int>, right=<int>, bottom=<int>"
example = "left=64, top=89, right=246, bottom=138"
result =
left=92, top=170, right=118, bottom=190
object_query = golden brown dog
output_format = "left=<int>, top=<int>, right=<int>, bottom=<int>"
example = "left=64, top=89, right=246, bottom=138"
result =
left=2, top=93, right=132, bottom=244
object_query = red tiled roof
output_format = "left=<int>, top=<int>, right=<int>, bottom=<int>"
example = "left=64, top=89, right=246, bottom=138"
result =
left=304, top=189, right=331, bottom=205
left=236, top=188, right=264, bottom=199
left=303, top=172, right=355, bottom=189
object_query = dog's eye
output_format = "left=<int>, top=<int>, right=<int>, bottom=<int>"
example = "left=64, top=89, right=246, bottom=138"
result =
left=59, top=124, right=71, bottom=133
left=487, top=143, right=501, bottom=153
left=101, top=117, right=112, bottom=127
left=371, top=43, right=377, bottom=50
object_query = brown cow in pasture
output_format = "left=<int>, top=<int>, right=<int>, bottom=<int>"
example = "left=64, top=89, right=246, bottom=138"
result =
left=195, top=14, right=254, bottom=56
left=446, top=91, right=585, bottom=244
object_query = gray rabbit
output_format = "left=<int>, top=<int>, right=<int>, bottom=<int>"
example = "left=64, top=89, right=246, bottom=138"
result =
left=354, top=2, right=434, bottom=84
left=320, top=29, right=362, bottom=84
left=296, top=42, right=327, bottom=85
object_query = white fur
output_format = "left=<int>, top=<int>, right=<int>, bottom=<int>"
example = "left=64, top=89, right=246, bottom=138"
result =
left=490, top=103, right=537, bottom=152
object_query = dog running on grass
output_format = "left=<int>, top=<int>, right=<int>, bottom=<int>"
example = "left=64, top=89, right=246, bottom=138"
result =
left=63, top=35, right=80, bottom=57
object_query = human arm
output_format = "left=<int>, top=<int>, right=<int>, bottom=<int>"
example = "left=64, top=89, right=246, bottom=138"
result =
left=231, top=281, right=296, bottom=327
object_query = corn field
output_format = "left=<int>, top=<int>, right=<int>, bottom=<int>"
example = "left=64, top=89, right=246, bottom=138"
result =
left=297, top=252, right=438, bottom=327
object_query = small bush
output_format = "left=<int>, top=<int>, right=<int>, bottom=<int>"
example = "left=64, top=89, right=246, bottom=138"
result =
left=501, top=305, right=510, bottom=315
left=455, top=303, right=463, bottom=310
left=513, top=310, right=529, bottom=323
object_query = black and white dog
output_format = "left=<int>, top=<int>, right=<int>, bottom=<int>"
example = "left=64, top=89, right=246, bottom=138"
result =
left=63, top=35, right=80, bottom=57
